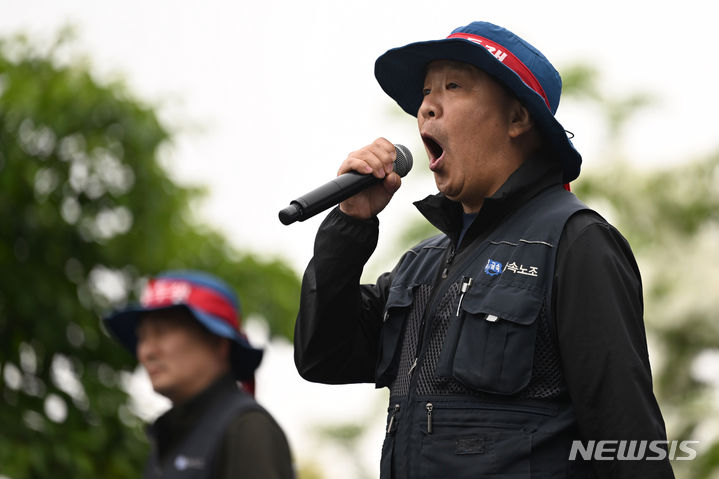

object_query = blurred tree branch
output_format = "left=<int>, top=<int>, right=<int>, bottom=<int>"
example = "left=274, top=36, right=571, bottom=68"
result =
left=0, top=28, right=300, bottom=477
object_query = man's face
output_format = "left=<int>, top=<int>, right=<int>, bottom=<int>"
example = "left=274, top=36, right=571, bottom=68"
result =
left=418, top=60, right=522, bottom=212
left=136, top=309, right=229, bottom=403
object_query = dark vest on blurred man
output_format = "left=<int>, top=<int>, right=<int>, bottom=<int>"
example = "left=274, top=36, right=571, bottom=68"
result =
left=143, top=377, right=262, bottom=478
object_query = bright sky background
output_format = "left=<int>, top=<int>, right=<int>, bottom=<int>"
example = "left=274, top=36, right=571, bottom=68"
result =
left=3, top=1, right=718, bottom=476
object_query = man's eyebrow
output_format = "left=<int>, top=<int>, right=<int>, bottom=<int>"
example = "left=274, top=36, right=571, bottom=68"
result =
left=426, top=60, right=481, bottom=77
left=447, top=62, right=479, bottom=74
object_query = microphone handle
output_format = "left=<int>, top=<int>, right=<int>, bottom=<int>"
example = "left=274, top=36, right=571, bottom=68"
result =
left=278, top=172, right=379, bottom=225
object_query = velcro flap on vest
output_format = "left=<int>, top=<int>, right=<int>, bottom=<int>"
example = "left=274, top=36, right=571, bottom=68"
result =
left=460, top=284, right=543, bottom=325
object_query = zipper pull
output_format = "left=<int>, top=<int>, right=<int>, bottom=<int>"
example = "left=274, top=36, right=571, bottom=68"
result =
left=455, top=276, right=474, bottom=316
left=387, top=403, right=400, bottom=434
left=441, top=246, right=456, bottom=279
left=426, top=402, right=433, bottom=434
left=407, top=357, right=418, bottom=377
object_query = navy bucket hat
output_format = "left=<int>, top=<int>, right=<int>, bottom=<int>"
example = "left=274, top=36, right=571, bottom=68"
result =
left=375, top=21, right=581, bottom=183
left=102, top=270, right=263, bottom=382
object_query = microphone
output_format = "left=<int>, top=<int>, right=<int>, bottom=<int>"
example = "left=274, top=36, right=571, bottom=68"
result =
left=278, top=144, right=413, bottom=225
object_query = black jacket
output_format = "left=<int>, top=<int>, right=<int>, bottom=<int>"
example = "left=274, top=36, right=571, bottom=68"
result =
left=145, top=373, right=293, bottom=479
left=295, top=158, right=674, bottom=478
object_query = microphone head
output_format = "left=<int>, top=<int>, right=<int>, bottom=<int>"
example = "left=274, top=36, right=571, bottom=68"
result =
left=393, top=144, right=413, bottom=177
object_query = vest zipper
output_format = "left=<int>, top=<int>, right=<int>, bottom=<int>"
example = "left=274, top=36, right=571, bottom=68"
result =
left=404, top=239, right=486, bottom=436
left=440, top=245, right=456, bottom=279
left=386, top=403, right=401, bottom=434
left=399, top=241, right=483, bottom=470
left=409, top=244, right=459, bottom=380
left=426, top=402, right=433, bottom=434
left=407, top=357, right=418, bottom=377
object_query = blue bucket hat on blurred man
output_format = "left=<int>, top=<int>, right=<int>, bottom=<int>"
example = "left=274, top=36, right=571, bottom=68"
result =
left=374, top=21, right=581, bottom=183
left=103, top=270, right=262, bottom=382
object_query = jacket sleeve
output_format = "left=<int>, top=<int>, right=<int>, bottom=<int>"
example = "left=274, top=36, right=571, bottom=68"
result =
left=215, top=410, right=294, bottom=479
left=554, top=211, right=675, bottom=478
left=294, top=207, right=394, bottom=384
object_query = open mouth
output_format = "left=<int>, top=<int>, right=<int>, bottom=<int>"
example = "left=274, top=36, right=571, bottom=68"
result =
left=422, top=134, right=444, bottom=160
left=422, top=134, right=445, bottom=170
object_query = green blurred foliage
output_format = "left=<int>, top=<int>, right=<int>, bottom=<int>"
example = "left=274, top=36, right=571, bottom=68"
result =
left=562, top=63, right=656, bottom=147
left=0, top=30, right=300, bottom=477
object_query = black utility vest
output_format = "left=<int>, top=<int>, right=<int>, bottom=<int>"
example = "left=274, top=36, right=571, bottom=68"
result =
left=144, top=389, right=261, bottom=478
left=376, top=186, right=597, bottom=479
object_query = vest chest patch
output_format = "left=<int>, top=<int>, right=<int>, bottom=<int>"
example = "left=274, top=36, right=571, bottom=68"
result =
left=484, top=259, right=503, bottom=276
left=484, top=257, right=540, bottom=278
left=174, top=454, right=206, bottom=471
left=504, top=261, right=539, bottom=277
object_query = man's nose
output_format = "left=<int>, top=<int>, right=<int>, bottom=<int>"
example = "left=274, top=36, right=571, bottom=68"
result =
left=136, top=336, right=156, bottom=362
left=418, top=94, right=441, bottom=121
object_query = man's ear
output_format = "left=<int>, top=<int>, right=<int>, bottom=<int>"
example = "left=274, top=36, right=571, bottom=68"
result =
left=208, top=334, right=232, bottom=363
left=216, top=337, right=231, bottom=362
left=508, top=101, right=534, bottom=139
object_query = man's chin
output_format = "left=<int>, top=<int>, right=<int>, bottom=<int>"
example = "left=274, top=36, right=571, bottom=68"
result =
left=149, top=377, right=172, bottom=397
left=437, top=184, right=460, bottom=202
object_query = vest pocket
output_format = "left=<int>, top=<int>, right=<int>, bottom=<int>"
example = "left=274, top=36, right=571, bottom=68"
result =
left=418, top=411, right=531, bottom=479
left=375, top=285, right=413, bottom=388
left=437, top=285, right=543, bottom=395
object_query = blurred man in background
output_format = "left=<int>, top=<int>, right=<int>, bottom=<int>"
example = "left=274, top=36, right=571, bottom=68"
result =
left=104, top=270, right=293, bottom=478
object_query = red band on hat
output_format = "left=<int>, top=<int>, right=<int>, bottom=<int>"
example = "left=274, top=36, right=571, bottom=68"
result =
left=447, top=32, right=551, bottom=110
left=141, top=279, right=239, bottom=330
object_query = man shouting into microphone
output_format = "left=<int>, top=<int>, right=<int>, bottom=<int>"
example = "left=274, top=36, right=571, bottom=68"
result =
left=294, top=21, right=673, bottom=478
